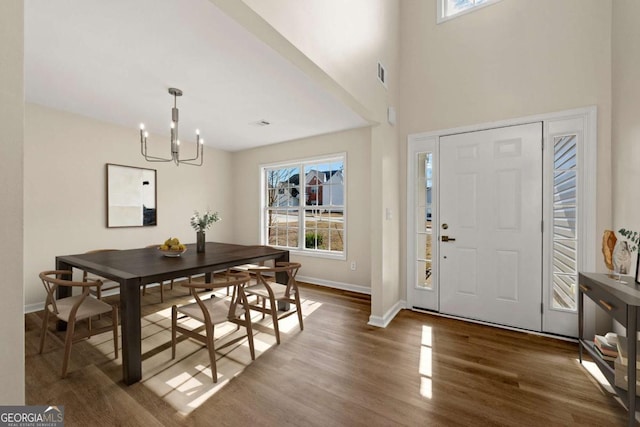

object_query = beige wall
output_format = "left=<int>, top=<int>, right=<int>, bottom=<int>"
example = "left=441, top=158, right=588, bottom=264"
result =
left=231, top=128, right=371, bottom=291
left=24, top=103, right=234, bottom=309
left=0, top=0, right=25, bottom=404
left=612, top=0, right=640, bottom=237
left=399, top=0, right=613, bottom=297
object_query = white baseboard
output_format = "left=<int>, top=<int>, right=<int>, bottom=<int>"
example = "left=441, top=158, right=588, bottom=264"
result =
left=296, top=275, right=371, bottom=295
left=368, top=300, right=406, bottom=328
left=24, top=302, right=44, bottom=314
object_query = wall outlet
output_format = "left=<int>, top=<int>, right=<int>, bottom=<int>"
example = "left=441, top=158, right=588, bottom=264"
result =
left=350, top=261, right=357, bottom=271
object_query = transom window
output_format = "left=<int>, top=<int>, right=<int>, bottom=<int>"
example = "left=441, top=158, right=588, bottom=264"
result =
left=262, top=154, right=346, bottom=258
left=437, top=0, right=502, bottom=23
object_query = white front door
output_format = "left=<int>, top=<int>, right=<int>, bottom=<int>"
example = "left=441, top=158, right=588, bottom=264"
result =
left=439, top=123, right=543, bottom=331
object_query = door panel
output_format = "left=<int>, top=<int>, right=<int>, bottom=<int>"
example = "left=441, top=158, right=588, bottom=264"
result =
left=439, top=123, right=543, bottom=331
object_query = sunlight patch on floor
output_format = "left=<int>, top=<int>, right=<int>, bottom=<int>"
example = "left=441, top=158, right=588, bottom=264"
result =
left=88, top=294, right=321, bottom=415
left=419, top=325, right=433, bottom=399
left=579, top=359, right=615, bottom=394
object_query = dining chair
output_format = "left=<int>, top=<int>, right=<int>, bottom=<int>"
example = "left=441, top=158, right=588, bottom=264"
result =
left=83, top=249, right=120, bottom=300
left=39, top=270, right=119, bottom=378
left=244, top=262, right=303, bottom=345
left=171, top=272, right=255, bottom=383
left=226, top=261, right=270, bottom=296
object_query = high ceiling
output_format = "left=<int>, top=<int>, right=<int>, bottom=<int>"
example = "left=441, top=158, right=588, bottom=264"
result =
left=25, top=0, right=369, bottom=152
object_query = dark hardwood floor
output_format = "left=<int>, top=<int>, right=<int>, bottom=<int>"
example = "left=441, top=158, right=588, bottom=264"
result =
left=25, top=282, right=628, bottom=426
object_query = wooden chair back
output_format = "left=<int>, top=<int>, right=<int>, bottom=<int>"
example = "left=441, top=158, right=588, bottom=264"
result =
left=181, top=272, right=253, bottom=323
left=249, top=262, right=301, bottom=298
left=40, top=270, right=101, bottom=319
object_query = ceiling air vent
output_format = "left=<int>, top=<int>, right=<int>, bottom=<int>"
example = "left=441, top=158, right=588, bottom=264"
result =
left=251, top=120, right=271, bottom=127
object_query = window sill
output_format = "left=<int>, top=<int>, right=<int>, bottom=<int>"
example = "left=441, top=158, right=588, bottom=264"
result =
left=274, top=247, right=346, bottom=261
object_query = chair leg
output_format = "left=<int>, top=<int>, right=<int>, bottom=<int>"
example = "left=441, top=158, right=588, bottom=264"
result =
left=112, top=305, right=119, bottom=359
left=160, top=281, right=164, bottom=303
left=171, top=306, right=177, bottom=359
left=269, top=298, right=281, bottom=345
left=295, top=292, right=304, bottom=331
left=61, top=318, right=77, bottom=378
left=142, top=284, right=147, bottom=296
left=205, top=323, right=217, bottom=383
left=39, top=309, right=50, bottom=354
left=244, top=312, right=255, bottom=360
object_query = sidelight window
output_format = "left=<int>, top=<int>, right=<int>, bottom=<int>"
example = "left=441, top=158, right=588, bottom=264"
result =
left=551, top=135, right=578, bottom=311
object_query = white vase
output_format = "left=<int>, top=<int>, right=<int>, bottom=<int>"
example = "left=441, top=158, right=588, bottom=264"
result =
left=613, top=240, right=632, bottom=275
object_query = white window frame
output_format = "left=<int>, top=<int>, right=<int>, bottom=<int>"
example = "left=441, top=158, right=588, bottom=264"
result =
left=260, top=153, right=347, bottom=260
left=437, top=0, right=502, bottom=24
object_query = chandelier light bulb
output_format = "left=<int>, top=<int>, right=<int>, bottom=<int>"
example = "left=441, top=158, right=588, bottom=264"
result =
left=144, top=131, right=149, bottom=138
left=196, top=129, right=200, bottom=135
left=200, top=139, right=204, bottom=145
left=177, top=140, right=180, bottom=146
left=171, top=122, right=175, bottom=129
left=140, top=123, right=145, bottom=130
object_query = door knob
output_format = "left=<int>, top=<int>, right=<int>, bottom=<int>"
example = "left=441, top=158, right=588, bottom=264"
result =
left=441, top=235, right=456, bottom=242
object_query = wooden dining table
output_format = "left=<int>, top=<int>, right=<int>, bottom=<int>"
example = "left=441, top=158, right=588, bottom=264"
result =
left=55, top=242, right=289, bottom=385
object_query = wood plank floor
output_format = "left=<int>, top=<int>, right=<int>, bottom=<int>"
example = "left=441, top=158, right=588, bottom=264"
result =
left=25, top=282, right=629, bottom=426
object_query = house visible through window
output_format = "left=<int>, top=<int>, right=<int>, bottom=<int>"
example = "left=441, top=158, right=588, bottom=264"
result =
left=437, top=0, right=502, bottom=23
left=262, top=154, right=345, bottom=257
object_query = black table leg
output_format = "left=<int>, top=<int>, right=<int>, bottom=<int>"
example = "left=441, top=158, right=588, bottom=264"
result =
left=120, top=278, right=142, bottom=385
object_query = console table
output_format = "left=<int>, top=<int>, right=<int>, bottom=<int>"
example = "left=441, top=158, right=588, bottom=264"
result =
left=578, top=272, right=640, bottom=427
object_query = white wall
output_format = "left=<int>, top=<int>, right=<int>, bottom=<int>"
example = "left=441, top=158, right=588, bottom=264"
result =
left=237, top=0, right=402, bottom=322
left=0, top=0, right=25, bottom=405
left=232, top=128, right=371, bottom=292
left=612, top=0, right=640, bottom=240
left=399, top=0, right=613, bottom=297
left=241, top=0, right=397, bottom=121
left=24, top=103, right=234, bottom=309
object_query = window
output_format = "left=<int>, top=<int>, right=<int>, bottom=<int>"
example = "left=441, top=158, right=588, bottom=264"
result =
left=262, top=154, right=345, bottom=258
left=551, top=135, right=578, bottom=311
left=437, top=0, right=502, bottom=23
left=416, top=152, right=434, bottom=290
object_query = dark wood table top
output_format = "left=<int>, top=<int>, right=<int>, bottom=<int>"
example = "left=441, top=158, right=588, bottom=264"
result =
left=56, top=242, right=288, bottom=285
